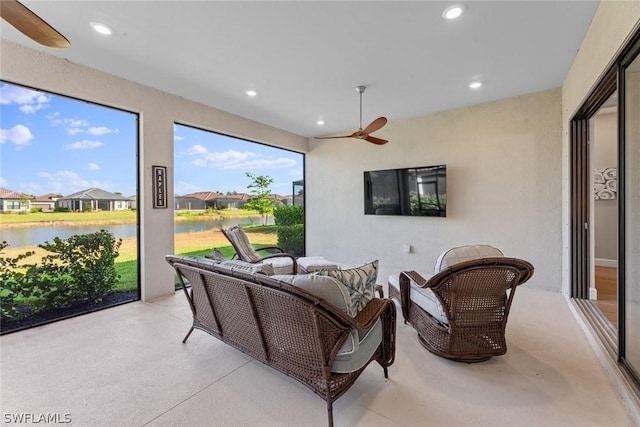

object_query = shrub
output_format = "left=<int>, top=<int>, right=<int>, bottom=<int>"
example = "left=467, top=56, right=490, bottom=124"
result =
left=276, top=224, right=304, bottom=256
left=273, top=205, right=304, bottom=256
left=273, top=204, right=304, bottom=226
left=0, top=231, right=122, bottom=320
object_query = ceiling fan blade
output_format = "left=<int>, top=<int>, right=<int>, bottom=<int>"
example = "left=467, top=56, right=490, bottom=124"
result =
left=314, top=130, right=360, bottom=140
left=364, top=135, right=389, bottom=145
left=0, top=0, right=70, bottom=48
left=361, top=117, right=387, bottom=135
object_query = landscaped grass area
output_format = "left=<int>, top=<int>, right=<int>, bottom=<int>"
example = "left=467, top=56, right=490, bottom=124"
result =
left=115, top=225, right=278, bottom=291
left=0, top=224, right=279, bottom=293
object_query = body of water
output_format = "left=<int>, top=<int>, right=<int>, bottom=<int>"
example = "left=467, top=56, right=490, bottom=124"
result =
left=0, top=217, right=273, bottom=248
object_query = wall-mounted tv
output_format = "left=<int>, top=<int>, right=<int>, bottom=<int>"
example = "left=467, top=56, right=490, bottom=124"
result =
left=364, top=165, right=447, bottom=217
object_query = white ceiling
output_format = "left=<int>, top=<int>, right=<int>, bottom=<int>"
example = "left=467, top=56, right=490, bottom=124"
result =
left=0, top=1, right=599, bottom=138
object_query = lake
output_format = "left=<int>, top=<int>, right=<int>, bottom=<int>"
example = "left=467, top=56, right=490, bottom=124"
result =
left=0, top=217, right=273, bottom=248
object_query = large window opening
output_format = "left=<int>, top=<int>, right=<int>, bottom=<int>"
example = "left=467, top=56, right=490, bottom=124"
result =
left=0, top=81, right=140, bottom=334
left=173, top=124, right=304, bottom=264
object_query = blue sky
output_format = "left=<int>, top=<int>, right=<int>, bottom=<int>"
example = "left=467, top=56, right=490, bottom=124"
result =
left=174, top=124, right=303, bottom=197
left=0, top=82, right=303, bottom=198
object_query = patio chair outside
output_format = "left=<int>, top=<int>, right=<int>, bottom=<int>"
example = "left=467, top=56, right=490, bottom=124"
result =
left=221, top=226, right=298, bottom=274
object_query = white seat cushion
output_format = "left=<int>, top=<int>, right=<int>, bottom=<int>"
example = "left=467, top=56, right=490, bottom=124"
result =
left=388, top=273, right=448, bottom=325
left=263, top=257, right=295, bottom=275
left=297, top=256, right=338, bottom=273
left=434, top=244, right=504, bottom=273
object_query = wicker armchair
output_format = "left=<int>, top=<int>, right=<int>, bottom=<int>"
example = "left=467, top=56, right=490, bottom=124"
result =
left=399, top=257, right=534, bottom=362
left=221, top=225, right=297, bottom=274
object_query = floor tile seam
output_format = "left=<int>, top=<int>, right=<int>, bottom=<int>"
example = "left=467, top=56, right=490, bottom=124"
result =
left=138, top=358, right=253, bottom=426
left=356, top=403, right=407, bottom=427
left=140, top=299, right=191, bottom=324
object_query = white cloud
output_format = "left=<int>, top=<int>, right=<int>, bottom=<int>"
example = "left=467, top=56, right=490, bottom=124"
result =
left=191, top=149, right=257, bottom=169
left=87, top=126, right=119, bottom=136
left=36, top=170, right=120, bottom=195
left=174, top=181, right=202, bottom=196
left=225, top=157, right=296, bottom=170
left=88, top=163, right=100, bottom=170
left=0, top=124, right=34, bottom=146
left=187, top=144, right=208, bottom=155
left=186, top=147, right=292, bottom=170
left=64, top=140, right=104, bottom=150
left=0, top=84, right=50, bottom=114
left=0, top=177, right=8, bottom=188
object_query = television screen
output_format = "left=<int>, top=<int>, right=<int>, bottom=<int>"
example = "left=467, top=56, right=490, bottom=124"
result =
left=364, top=165, right=447, bottom=216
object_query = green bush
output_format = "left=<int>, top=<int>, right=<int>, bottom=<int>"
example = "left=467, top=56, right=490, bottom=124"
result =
left=273, top=205, right=304, bottom=256
left=276, top=224, right=304, bottom=256
left=273, top=204, right=304, bottom=226
left=0, top=230, right=122, bottom=320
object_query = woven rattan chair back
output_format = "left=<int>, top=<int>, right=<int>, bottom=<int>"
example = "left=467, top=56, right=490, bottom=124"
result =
left=400, top=257, right=534, bottom=362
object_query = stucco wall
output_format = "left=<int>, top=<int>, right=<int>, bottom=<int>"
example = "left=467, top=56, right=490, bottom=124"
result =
left=0, top=40, right=308, bottom=301
left=307, top=89, right=562, bottom=292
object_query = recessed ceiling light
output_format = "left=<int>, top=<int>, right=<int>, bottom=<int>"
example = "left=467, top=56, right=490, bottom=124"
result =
left=90, top=21, right=112, bottom=35
left=469, top=81, right=483, bottom=89
left=443, top=4, right=465, bottom=20
left=316, top=120, right=325, bottom=126
left=246, top=90, right=257, bottom=97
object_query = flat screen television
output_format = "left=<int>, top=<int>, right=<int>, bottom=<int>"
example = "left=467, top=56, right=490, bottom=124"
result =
left=364, top=165, right=447, bottom=217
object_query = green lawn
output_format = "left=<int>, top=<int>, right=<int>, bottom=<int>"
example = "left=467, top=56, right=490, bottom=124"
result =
left=113, top=224, right=278, bottom=291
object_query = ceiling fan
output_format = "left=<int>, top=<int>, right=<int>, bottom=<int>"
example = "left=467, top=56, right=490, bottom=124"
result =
left=315, top=86, right=388, bottom=145
left=0, top=0, right=70, bottom=48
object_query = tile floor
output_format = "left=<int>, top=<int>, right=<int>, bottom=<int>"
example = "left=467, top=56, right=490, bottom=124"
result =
left=0, top=286, right=636, bottom=426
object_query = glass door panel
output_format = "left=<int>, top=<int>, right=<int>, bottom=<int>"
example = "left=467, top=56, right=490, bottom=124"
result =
left=624, top=51, right=640, bottom=377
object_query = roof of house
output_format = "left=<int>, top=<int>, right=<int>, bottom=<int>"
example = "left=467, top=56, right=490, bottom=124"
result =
left=0, top=187, right=23, bottom=199
left=60, top=188, right=130, bottom=201
left=33, top=193, right=62, bottom=202
left=183, top=191, right=224, bottom=201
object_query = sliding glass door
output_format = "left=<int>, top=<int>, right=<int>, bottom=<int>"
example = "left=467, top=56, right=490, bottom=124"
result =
left=621, top=44, right=640, bottom=379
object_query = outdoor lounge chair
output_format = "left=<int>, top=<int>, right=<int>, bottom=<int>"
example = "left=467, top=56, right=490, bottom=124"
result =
left=221, top=225, right=297, bottom=274
left=391, top=245, right=534, bottom=362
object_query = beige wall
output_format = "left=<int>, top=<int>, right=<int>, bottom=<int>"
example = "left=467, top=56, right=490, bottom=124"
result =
left=307, top=89, right=563, bottom=291
left=0, top=40, right=308, bottom=301
left=562, top=1, right=640, bottom=296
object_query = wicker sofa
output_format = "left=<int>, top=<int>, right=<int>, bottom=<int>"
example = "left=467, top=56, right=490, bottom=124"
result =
left=166, top=255, right=396, bottom=427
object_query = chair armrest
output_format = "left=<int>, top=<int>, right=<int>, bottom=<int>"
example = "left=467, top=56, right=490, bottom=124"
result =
left=375, top=284, right=384, bottom=298
left=398, top=270, right=430, bottom=321
left=353, top=298, right=396, bottom=368
left=400, top=270, right=430, bottom=287
left=254, top=245, right=285, bottom=254
left=353, top=298, right=393, bottom=330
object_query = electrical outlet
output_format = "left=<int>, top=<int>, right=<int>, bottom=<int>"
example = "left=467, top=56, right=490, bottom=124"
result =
left=403, top=244, right=412, bottom=254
